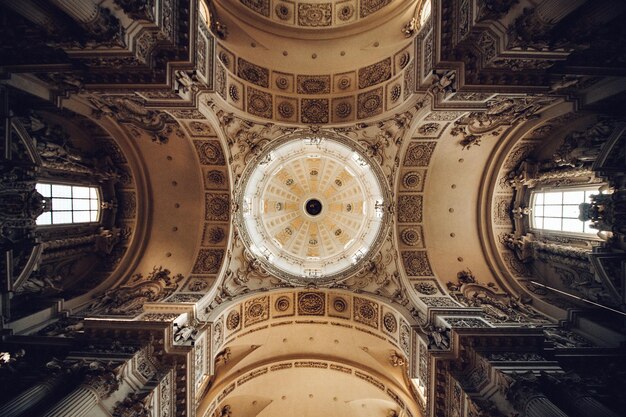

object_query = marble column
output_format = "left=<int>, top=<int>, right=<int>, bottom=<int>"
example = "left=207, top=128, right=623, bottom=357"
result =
left=0, top=374, right=64, bottom=417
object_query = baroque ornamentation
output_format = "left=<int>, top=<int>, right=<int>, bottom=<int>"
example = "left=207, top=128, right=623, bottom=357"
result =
left=194, top=140, right=226, bottom=165
left=89, top=266, right=183, bottom=316
left=404, top=142, right=436, bottom=166
left=244, top=296, right=270, bottom=326
left=446, top=270, right=547, bottom=324
left=297, top=3, right=332, bottom=26
left=192, top=249, right=225, bottom=274
left=383, top=312, right=397, bottom=333
left=301, top=99, right=329, bottom=123
left=414, top=281, right=437, bottom=295
left=401, top=251, right=433, bottom=276
left=226, top=310, right=241, bottom=330
left=205, top=193, right=230, bottom=221
left=400, top=227, right=422, bottom=246
left=353, top=297, right=379, bottom=328
left=297, top=292, right=325, bottom=315
left=397, top=195, right=423, bottom=223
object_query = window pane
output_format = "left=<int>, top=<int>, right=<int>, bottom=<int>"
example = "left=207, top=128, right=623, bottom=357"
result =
left=585, top=191, right=599, bottom=202
left=534, top=217, right=544, bottom=228
left=36, top=183, right=51, bottom=197
left=52, top=198, right=72, bottom=211
left=534, top=193, right=544, bottom=205
left=52, top=211, right=72, bottom=224
left=544, top=218, right=561, bottom=230
left=583, top=220, right=595, bottom=233
left=51, top=184, right=72, bottom=198
left=544, top=192, right=562, bottom=204
left=72, top=199, right=90, bottom=211
left=543, top=205, right=562, bottom=217
left=36, top=212, right=52, bottom=225
left=562, top=218, right=584, bottom=233
left=72, top=186, right=90, bottom=199
left=563, top=191, right=584, bottom=204
left=534, top=205, right=543, bottom=216
left=36, top=183, right=101, bottom=226
left=73, top=211, right=90, bottom=223
left=562, top=205, right=580, bottom=218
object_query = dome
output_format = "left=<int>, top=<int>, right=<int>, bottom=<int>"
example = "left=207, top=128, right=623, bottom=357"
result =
left=235, top=130, right=391, bottom=284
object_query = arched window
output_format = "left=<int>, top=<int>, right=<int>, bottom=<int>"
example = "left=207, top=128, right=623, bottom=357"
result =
left=35, top=183, right=100, bottom=226
left=530, top=186, right=602, bottom=235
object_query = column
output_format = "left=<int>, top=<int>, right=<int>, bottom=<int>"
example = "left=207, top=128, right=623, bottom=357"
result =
left=548, top=377, right=621, bottom=417
left=1, top=0, right=56, bottom=30
left=567, top=396, right=620, bottom=417
left=0, top=374, right=64, bottom=417
left=42, top=368, right=120, bottom=417
left=507, top=375, right=571, bottom=417
left=524, top=394, right=570, bottom=417
left=48, top=0, right=100, bottom=24
left=41, top=385, right=100, bottom=417
left=535, top=0, right=586, bottom=25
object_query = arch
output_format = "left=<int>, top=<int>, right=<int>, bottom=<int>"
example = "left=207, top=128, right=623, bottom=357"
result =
left=199, top=287, right=423, bottom=417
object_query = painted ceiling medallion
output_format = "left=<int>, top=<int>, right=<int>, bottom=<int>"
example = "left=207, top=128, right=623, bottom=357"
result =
left=236, top=131, right=391, bottom=284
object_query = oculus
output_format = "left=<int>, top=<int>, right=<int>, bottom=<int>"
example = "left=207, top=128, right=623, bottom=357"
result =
left=235, top=131, right=390, bottom=285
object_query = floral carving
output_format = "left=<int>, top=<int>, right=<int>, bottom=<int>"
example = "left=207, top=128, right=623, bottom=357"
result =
left=358, top=58, right=392, bottom=88
left=301, top=99, right=329, bottom=123
left=383, top=312, right=397, bottom=333
left=414, top=281, right=437, bottom=295
left=297, top=292, right=325, bottom=315
left=397, top=195, right=423, bottom=223
left=205, top=193, right=230, bottom=221
left=194, top=140, right=225, bottom=165
left=401, top=251, right=433, bottom=276
left=298, top=3, right=332, bottom=26
left=404, top=142, right=436, bottom=166
left=244, top=296, right=270, bottom=326
left=192, top=249, right=224, bottom=274
left=354, top=297, right=378, bottom=328
left=400, top=227, right=422, bottom=246
left=226, top=310, right=241, bottom=330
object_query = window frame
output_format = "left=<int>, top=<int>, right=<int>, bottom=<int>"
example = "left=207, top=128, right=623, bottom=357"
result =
left=529, top=184, right=604, bottom=240
left=35, top=182, right=102, bottom=227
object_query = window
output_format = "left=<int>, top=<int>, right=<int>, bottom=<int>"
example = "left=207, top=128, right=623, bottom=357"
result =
left=35, top=183, right=100, bottom=226
left=419, top=0, right=432, bottom=26
left=531, top=187, right=600, bottom=234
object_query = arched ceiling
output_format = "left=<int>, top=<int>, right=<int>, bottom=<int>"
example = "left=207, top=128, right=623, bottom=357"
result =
left=199, top=289, right=421, bottom=417
left=211, top=0, right=427, bottom=123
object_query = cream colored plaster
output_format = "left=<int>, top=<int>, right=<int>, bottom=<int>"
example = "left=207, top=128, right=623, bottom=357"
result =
left=422, top=123, right=501, bottom=286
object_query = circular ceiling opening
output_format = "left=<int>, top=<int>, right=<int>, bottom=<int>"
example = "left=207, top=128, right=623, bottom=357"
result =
left=305, top=198, right=323, bottom=216
left=235, top=130, right=391, bottom=285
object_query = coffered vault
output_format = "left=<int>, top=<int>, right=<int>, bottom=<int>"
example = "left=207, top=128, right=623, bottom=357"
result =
left=0, top=0, right=625, bottom=417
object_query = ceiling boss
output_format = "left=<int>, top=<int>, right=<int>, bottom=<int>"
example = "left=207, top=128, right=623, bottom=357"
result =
left=235, top=131, right=391, bottom=285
